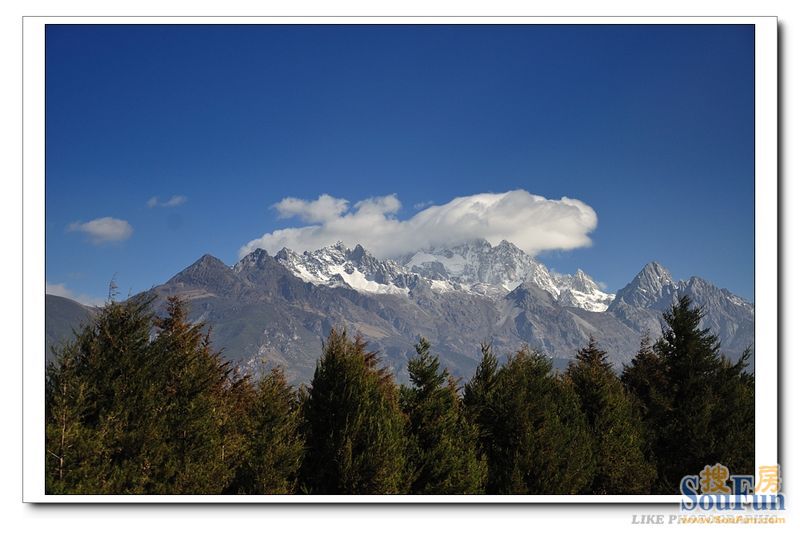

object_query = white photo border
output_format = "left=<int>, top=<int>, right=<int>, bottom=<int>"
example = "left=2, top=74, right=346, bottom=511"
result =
left=22, top=15, right=778, bottom=504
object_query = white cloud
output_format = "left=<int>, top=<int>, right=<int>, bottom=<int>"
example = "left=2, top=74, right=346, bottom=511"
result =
left=239, top=190, right=598, bottom=259
left=274, top=194, right=349, bottom=223
left=163, top=195, right=187, bottom=207
left=147, top=195, right=187, bottom=208
left=67, top=217, right=133, bottom=244
left=46, top=281, right=105, bottom=307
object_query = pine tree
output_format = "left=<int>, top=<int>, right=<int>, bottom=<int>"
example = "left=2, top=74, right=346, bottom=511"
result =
left=655, top=296, right=726, bottom=488
left=45, top=295, right=156, bottom=493
left=400, top=338, right=486, bottom=494
left=624, top=296, right=756, bottom=492
left=228, top=367, right=305, bottom=494
left=566, top=338, right=655, bottom=494
left=708, top=348, right=755, bottom=477
left=463, top=343, right=499, bottom=461
left=622, top=336, right=671, bottom=470
left=300, top=329, right=408, bottom=494
left=45, top=295, right=244, bottom=494
left=45, top=336, right=93, bottom=493
left=145, top=296, right=240, bottom=494
left=477, top=347, right=595, bottom=494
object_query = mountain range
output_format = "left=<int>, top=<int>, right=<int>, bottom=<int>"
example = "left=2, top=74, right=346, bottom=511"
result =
left=45, top=239, right=754, bottom=384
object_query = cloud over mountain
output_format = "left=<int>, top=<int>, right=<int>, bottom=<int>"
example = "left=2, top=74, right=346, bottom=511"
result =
left=273, top=194, right=349, bottom=223
left=240, top=190, right=597, bottom=259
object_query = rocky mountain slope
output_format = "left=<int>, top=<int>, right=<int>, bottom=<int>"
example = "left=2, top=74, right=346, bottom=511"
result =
left=45, top=241, right=755, bottom=384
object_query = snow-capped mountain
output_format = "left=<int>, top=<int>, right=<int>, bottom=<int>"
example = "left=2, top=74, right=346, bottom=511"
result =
left=607, top=261, right=755, bottom=358
left=268, top=239, right=615, bottom=312
left=402, top=238, right=551, bottom=291
left=48, top=245, right=755, bottom=384
left=555, top=269, right=616, bottom=312
left=611, top=261, right=677, bottom=309
left=268, top=241, right=417, bottom=296
left=401, top=239, right=615, bottom=311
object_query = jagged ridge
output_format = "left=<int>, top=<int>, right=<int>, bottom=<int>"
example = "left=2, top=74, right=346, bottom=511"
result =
left=48, top=242, right=754, bottom=384
left=270, top=238, right=615, bottom=312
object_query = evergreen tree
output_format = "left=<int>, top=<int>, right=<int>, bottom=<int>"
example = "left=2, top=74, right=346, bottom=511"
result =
left=566, top=338, right=655, bottom=494
left=622, top=336, right=671, bottom=467
left=45, top=296, right=156, bottom=493
left=145, top=296, right=241, bottom=494
left=300, top=329, right=408, bottom=494
left=45, top=295, right=244, bottom=494
left=228, top=367, right=305, bottom=494
left=45, top=290, right=754, bottom=497
left=400, top=338, right=486, bottom=494
left=708, top=348, right=755, bottom=477
left=45, top=335, right=94, bottom=493
left=462, top=343, right=499, bottom=461
left=624, top=296, right=756, bottom=492
left=477, top=347, right=595, bottom=494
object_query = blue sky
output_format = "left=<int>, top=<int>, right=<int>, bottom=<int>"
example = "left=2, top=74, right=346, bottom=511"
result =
left=45, top=24, right=755, bottom=303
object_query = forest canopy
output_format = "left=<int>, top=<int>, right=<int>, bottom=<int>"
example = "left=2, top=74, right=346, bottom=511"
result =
left=45, top=295, right=754, bottom=495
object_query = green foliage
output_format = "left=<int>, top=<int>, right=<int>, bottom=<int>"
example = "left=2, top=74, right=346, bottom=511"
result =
left=709, top=348, right=755, bottom=477
left=45, top=294, right=754, bottom=496
left=46, top=296, right=157, bottom=493
left=622, top=336, right=671, bottom=455
left=45, top=295, right=243, bottom=494
left=566, top=338, right=655, bottom=494
left=300, top=329, right=409, bottom=494
left=623, top=296, right=756, bottom=492
left=400, top=338, right=486, bottom=494
left=45, top=338, right=94, bottom=494
left=227, top=367, right=305, bottom=494
left=463, top=343, right=499, bottom=462
left=144, top=296, right=242, bottom=493
left=472, top=347, right=595, bottom=494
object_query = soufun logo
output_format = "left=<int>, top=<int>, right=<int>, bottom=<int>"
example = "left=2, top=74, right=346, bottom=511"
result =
left=680, top=463, right=785, bottom=512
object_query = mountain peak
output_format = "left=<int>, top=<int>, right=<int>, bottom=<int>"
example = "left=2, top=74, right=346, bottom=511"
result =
left=196, top=253, right=225, bottom=265
left=274, top=242, right=411, bottom=295
left=554, top=269, right=615, bottom=312
left=495, top=239, right=527, bottom=256
left=274, top=246, right=293, bottom=259
left=568, top=269, right=596, bottom=290
left=640, top=261, right=672, bottom=281
left=179, top=253, right=229, bottom=273
left=609, top=260, right=676, bottom=309
left=234, top=248, right=276, bottom=273
left=237, top=239, right=618, bottom=312
left=453, top=238, right=492, bottom=251
left=350, top=243, right=367, bottom=260
left=248, top=247, right=270, bottom=258
left=166, top=253, right=236, bottom=289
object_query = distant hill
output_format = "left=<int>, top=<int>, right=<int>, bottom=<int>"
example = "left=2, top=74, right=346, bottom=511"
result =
left=45, top=294, right=95, bottom=362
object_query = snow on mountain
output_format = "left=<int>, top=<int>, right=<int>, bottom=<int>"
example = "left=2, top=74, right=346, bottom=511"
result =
left=241, top=239, right=616, bottom=312
left=611, top=261, right=676, bottom=309
left=403, top=239, right=534, bottom=291
left=555, top=269, right=616, bottom=312
left=401, top=238, right=615, bottom=311
left=272, top=241, right=412, bottom=296
left=606, top=262, right=754, bottom=360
